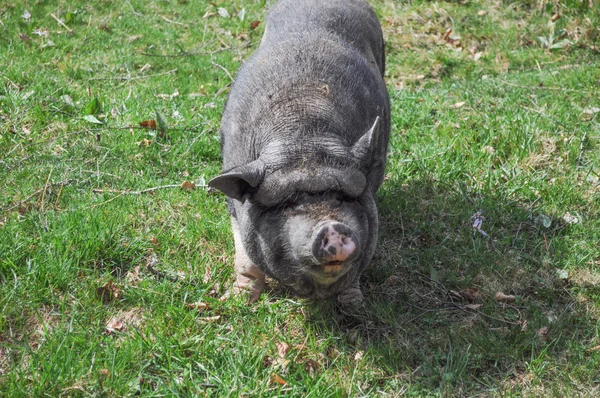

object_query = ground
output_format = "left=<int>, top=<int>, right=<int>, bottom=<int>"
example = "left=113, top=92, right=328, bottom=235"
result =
left=1, top=0, right=599, bottom=396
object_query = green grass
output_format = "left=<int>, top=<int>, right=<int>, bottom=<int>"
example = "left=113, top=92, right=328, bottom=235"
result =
left=1, top=0, right=599, bottom=396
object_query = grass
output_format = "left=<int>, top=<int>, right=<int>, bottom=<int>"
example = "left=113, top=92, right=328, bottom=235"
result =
left=1, top=0, right=599, bottom=396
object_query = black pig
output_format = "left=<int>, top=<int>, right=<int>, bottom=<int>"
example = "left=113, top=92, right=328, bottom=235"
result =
left=209, top=0, right=390, bottom=304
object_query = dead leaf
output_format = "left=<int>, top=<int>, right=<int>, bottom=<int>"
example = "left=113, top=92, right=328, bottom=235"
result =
left=491, top=327, right=510, bottom=336
left=536, top=326, right=549, bottom=342
left=105, top=318, right=125, bottom=333
left=139, top=120, right=156, bottom=129
left=587, top=345, right=600, bottom=352
left=250, top=20, right=261, bottom=30
left=136, top=138, right=152, bottom=147
left=550, top=13, right=560, bottom=22
left=477, top=10, right=487, bottom=16
left=461, top=287, right=483, bottom=303
left=185, top=302, right=209, bottom=311
left=270, top=373, right=287, bottom=386
left=96, top=281, right=122, bottom=303
left=353, top=351, right=364, bottom=361
left=583, top=107, right=600, bottom=115
left=125, top=266, right=142, bottom=283
left=276, top=342, right=290, bottom=359
left=19, top=33, right=31, bottom=42
left=482, top=145, right=496, bottom=154
left=303, top=358, right=319, bottom=375
left=442, top=28, right=461, bottom=47
left=262, top=355, right=273, bottom=368
left=98, top=369, right=110, bottom=377
left=450, top=101, right=466, bottom=109
left=181, top=181, right=196, bottom=190
left=155, top=89, right=179, bottom=100
left=495, top=292, right=516, bottom=304
left=464, top=304, right=482, bottom=310
left=217, top=7, right=229, bottom=18
left=199, top=315, right=221, bottom=323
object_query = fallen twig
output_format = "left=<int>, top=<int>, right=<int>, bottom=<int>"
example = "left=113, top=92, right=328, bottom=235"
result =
left=88, top=68, right=178, bottom=82
left=211, top=62, right=234, bottom=82
left=50, top=13, right=73, bottom=33
left=93, top=184, right=181, bottom=195
left=125, top=0, right=143, bottom=17
left=146, top=252, right=180, bottom=282
left=2, top=179, right=77, bottom=214
left=160, top=15, right=188, bottom=27
left=498, top=79, right=595, bottom=95
left=54, top=168, right=71, bottom=208
left=39, top=166, right=54, bottom=213
left=577, top=131, right=587, bottom=167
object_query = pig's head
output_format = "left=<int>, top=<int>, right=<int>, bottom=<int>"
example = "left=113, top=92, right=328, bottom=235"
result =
left=209, top=118, right=382, bottom=299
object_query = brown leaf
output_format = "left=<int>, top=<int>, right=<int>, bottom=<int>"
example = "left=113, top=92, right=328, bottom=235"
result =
left=461, top=287, right=483, bottom=303
left=198, top=315, right=221, bottom=323
left=353, top=351, right=364, bottom=361
left=583, top=107, right=600, bottom=115
left=270, top=373, right=287, bottom=386
left=536, top=326, right=549, bottom=342
left=276, top=342, right=290, bottom=359
left=477, top=10, right=487, bottom=16
left=464, top=304, right=482, bottom=310
left=98, top=369, right=111, bottom=377
left=96, top=281, right=122, bottom=304
left=262, top=355, right=273, bottom=368
left=587, top=345, right=600, bottom=352
left=19, top=33, right=31, bottom=42
left=495, top=292, right=516, bottom=304
left=185, top=302, right=209, bottom=311
left=139, top=120, right=157, bottom=129
left=450, top=101, right=466, bottom=109
left=181, top=180, right=196, bottom=190
left=105, top=318, right=125, bottom=333
left=125, top=266, right=142, bottom=283
left=520, top=320, right=528, bottom=333
left=250, top=20, right=261, bottom=30
left=136, top=138, right=152, bottom=146
left=550, top=13, right=560, bottom=22
left=303, top=358, right=319, bottom=375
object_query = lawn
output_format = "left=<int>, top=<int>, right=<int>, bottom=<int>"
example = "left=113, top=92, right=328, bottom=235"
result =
left=1, top=0, right=599, bottom=396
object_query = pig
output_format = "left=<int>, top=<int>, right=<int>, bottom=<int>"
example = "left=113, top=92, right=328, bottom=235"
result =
left=208, top=0, right=390, bottom=305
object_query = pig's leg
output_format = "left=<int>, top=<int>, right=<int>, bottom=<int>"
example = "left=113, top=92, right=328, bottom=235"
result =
left=231, top=217, right=265, bottom=303
left=336, top=278, right=364, bottom=306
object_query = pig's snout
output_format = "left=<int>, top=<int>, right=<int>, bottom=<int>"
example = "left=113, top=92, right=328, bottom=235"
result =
left=312, top=223, right=359, bottom=272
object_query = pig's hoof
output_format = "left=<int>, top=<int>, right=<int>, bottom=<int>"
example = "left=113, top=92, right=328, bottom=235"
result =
left=336, top=287, right=364, bottom=307
left=232, top=279, right=265, bottom=304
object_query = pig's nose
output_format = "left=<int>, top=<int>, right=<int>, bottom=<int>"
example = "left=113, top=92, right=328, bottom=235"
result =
left=312, top=222, right=359, bottom=268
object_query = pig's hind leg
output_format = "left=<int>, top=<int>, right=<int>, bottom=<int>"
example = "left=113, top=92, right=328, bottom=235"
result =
left=231, top=217, right=266, bottom=303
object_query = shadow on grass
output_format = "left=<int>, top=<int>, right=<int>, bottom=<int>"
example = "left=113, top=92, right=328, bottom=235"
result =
left=304, top=175, right=593, bottom=393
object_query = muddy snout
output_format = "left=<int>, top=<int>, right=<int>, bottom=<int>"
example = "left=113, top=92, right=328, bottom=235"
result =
left=311, top=222, right=359, bottom=279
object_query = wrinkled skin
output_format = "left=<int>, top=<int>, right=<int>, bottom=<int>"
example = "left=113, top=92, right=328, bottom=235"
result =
left=209, top=0, right=390, bottom=304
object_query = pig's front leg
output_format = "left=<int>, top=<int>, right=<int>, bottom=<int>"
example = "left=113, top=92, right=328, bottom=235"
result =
left=336, top=277, right=364, bottom=306
left=231, top=217, right=265, bottom=303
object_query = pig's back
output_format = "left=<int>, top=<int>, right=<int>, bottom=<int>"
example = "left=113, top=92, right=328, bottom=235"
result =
left=220, top=0, right=389, bottom=175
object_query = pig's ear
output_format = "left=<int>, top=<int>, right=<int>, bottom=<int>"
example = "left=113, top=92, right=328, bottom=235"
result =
left=351, top=116, right=380, bottom=166
left=208, top=160, right=265, bottom=203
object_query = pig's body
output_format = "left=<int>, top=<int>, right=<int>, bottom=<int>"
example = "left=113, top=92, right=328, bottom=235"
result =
left=209, top=0, right=390, bottom=303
